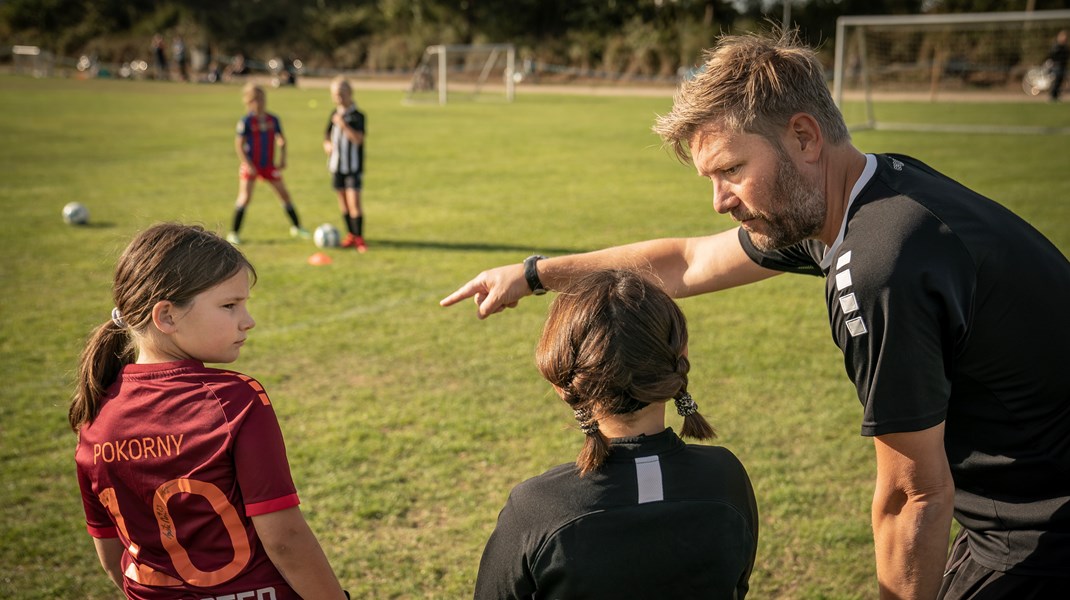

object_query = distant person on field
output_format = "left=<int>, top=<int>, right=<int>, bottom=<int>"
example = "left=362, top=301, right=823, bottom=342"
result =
left=172, top=35, right=188, bottom=82
left=70, top=223, right=347, bottom=599
left=151, top=34, right=167, bottom=80
left=443, top=29, right=1070, bottom=599
left=324, top=76, right=367, bottom=252
left=474, top=269, right=758, bottom=599
left=226, top=53, right=249, bottom=80
left=229, top=83, right=309, bottom=245
left=201, top=41, right=213, bottom=77
left=1047, top=29, right=1069, bottom=101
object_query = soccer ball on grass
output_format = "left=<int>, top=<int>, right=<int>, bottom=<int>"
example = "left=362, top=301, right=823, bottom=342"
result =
left=63, top=202, right=90, bottom=225
left=313, top=223, right=341, bottom=248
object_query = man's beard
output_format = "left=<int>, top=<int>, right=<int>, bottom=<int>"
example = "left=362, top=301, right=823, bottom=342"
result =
left=742, top=157, right=827, bottom=252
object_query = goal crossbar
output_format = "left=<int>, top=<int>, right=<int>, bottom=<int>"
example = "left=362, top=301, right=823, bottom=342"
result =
left=405, top=43, right=516, bottom=105
left=833, top=10, right=1070, bottom=135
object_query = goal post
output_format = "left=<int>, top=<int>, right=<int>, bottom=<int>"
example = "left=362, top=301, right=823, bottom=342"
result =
left=12, top=45, right=54, bottom=78
left=832, top=10, right=1070, bottom=134
left=405, top=44, right=516, bottom=105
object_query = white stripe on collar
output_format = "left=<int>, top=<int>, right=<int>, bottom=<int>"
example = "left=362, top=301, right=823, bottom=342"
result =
left=634, top=455, right=664, bottom=504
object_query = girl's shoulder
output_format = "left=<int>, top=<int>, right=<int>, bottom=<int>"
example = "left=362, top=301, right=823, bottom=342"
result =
left=195, top=367, right=275, bottom=410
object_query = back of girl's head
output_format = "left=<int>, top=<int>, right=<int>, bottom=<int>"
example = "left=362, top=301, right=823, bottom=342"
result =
left=536, top=270, right=714, bottom=476
left=69, top=223, right=255, bottom=431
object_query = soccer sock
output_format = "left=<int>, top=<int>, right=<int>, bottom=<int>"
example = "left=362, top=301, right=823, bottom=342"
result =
left=285, top=205, right=301, bottom=227
left=343, top=213, right=356, bottom=235
left=356, top=216, right=364, bottom=238
left=232, top=206, right=246, bottom=233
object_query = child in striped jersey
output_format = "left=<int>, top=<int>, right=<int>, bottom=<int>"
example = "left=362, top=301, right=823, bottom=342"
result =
left=323, top=76, right=367, bottom=252
left=229, top=83, right=309, bottom=245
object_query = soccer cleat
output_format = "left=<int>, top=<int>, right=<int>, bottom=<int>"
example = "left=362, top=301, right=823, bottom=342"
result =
left=355, top=236, right=367, bottom=253
left=226, top=232, right=241, bottom=245
left=341, top=233, right=357, bottom=248
left=290, top=226, right=311, bottom=239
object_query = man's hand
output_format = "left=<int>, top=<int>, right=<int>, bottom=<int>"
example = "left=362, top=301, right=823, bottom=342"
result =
left=439, top=263, right=529, bottom=319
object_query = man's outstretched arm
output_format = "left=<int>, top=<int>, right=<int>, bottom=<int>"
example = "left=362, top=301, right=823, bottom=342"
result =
left=439, top=227, right=778, bottom=319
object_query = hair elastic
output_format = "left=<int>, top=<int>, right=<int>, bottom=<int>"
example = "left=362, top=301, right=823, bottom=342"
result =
left=674, top=392, right=698, bottom=417
left=573, top=407, right=600, bottom=436
left=111, top=307, right=126, bottom=328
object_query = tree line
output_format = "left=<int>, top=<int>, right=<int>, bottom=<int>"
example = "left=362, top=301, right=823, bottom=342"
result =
left=1, top=0, right=1066, bottom=79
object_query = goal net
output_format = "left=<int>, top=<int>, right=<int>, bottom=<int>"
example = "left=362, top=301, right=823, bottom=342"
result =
left=832, top=10, right=1070, bottom=134
left=12, top=45, right=54, bottom=78
left=405, top=44, right=516, bottom=105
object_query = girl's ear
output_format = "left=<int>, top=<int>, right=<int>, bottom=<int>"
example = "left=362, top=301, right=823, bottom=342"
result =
left=151, top=301, right=178, bottom=334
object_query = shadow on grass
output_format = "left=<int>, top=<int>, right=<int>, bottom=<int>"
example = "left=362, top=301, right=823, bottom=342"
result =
left=364, top=238, right=589, bottom=255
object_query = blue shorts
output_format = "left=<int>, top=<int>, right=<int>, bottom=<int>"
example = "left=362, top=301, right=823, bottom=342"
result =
left=332, top=172, right=362, bottom=191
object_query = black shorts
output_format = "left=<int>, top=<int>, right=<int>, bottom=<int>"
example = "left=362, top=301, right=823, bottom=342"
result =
left=332, top=172, right=362, bottom=191
left=938, top=530, right=1069, bottom=599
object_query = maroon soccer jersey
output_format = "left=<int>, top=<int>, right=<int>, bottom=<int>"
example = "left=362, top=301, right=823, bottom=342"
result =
left=76, top=360, right=302, bottom=599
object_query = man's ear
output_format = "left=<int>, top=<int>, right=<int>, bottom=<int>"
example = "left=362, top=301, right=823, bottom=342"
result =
left=785, top=113, right=824, bottom=162
left=151, top=301, right=178, bottom=334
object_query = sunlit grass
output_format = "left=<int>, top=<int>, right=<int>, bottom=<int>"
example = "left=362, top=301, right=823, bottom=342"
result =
left=1, top=75, right=1066, bottom=598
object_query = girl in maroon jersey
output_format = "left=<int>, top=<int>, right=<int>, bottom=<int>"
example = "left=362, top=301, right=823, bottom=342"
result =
left=70, top=223, right=346, bottom=599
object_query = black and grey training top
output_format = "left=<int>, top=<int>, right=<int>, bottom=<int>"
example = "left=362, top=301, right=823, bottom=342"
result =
left=475, top=428, right=759, bottom=599
left=741, top=153, right=1070, bottom=575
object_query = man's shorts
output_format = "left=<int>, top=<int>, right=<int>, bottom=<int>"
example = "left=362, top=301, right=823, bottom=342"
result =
left=240, top=163, right=282, bottom=182
left=332, top=172, right=362, bottom=191
left=938, top=530, right=1069, bottom=599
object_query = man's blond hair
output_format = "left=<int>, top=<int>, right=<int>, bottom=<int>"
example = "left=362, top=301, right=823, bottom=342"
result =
left=653, top=29, right=849, bottom=163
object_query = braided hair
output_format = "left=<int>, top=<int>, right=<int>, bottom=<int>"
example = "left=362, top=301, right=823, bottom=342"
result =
left=536, top=270, right=714, bottom=476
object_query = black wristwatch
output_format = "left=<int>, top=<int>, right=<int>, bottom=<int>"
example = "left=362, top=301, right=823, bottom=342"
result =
left=523, top=254, right=548, bottom=295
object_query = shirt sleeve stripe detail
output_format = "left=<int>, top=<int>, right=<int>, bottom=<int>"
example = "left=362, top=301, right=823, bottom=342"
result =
left=86, top=523, right=119, bottom=538
left=245, top=493, right=300, bottom=516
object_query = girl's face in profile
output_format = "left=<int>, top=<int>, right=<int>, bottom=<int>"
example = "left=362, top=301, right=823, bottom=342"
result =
left=155, top=269, right=256, bottom=365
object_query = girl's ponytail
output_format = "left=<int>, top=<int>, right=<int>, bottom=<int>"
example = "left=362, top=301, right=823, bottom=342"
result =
left=572, top=403, right=612, bottom=477
left=69, top=319, right=134, bottom=431
left=673, top=355, right=715, bottom=441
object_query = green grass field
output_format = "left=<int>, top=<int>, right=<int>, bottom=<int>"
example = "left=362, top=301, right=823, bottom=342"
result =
left=1, top=75, right=1067, bottom=599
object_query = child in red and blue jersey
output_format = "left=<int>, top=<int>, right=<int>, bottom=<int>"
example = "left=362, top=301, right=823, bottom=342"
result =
left=229, top=83, right=309, bottom=244
left=71, top=223, right=347, bottom=599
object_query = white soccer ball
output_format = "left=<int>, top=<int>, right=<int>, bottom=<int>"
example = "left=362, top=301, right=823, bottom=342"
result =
left=63, top=202, right=90, bottom=225
left=313, top=223, right=341, bottom=248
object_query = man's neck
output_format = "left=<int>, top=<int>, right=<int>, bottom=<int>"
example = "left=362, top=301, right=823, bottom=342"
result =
left=817, top=145, right=868, bottom=247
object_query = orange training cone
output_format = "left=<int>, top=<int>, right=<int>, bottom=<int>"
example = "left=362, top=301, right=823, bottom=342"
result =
left=307, top=252, right=332, bottom=266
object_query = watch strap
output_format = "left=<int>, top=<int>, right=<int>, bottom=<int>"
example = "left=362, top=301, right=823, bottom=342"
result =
left=524, top=255, right=547, bottom=295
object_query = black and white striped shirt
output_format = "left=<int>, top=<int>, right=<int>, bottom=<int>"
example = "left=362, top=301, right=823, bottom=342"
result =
left=325, top=105, right=365, bottom=175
